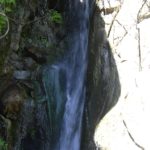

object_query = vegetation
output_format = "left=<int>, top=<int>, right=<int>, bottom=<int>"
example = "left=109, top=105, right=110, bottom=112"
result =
left=0, top=138, right=7, bottom=150
left=0, top=0, right=16, bottom=33
left=49, top=10, right=63, bottom=24
left=0, top=15, right=7, bottom=32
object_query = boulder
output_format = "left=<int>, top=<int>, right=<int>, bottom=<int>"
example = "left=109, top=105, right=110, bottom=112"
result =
left=81, top=6, right=121, bottom=150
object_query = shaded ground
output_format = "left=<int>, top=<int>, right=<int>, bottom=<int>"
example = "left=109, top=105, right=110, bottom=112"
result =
left=95, top=0, right=150, bottom=150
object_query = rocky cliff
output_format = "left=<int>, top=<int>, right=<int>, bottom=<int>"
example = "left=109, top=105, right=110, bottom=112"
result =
left=81, top=5, right=120, bottom=150
left=0, top=1, right=120, bottom=150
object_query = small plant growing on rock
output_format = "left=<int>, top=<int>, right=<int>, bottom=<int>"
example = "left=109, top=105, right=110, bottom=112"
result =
left=49, top=10, right=63, bottom=24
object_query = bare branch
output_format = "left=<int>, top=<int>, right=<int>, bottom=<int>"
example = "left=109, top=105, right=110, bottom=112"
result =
left=113, top=20, right=128, bottom=48
left=137, top=27, right=142, bottom=71
left=107, top=5, right=121, bottom=37
left=136, top=0, right=148, bottom=71
left=123, top=120, right=145, bottom=150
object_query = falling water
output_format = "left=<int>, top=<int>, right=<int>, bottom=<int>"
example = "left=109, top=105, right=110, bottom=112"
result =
left=41, top=0, right=92, bottom=150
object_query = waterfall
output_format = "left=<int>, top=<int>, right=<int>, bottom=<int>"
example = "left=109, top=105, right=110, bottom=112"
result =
left=41, top=0, right=91, bottom=149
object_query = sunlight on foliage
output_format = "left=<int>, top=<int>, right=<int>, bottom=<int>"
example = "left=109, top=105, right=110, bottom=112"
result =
left=50, top=10, right=63, bottom=24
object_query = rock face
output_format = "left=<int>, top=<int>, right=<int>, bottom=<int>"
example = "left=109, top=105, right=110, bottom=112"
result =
left=0, top=1, right=120, bottom=150
left=0, top=0, right=65, bottom=149
left=81, top=6, right=121, bottom=150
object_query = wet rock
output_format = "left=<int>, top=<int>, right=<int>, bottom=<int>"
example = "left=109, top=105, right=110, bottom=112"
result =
left=23, top=47, right=48, bottom=64
left=23, top=46, right=65, bottom=65
left=13, top=70, right=31, bottom=80
left=2, top=86, right=26, bottom=120
left=0, top=115, right=7, bottom=138
left=81, top=6, right=121, bottom=150
left=0, top=0, right=65, bottom=149
left=12, top=99, right=36, bottom=150
left=0, top=76, right=27, bottom=120
left=11, top=60, right=24, bottom=70
left=24, top=58, right=37, bottom=70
